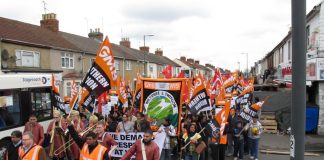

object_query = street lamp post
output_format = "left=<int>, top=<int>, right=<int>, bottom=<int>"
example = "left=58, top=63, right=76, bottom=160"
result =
left=143, top=35, right=154, bottom=77
left=241, top=53, right=248, bottom=77
left=238, top=61, right=240, bottom=71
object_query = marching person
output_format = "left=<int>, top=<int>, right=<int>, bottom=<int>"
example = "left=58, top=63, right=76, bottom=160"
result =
left=158, top=117, right=176, bottom=160
left=67, top=120, right=111, bottom=160
left=47, top=110, right=67, bottom=160
left=246, top=115, right=263, bottom=160
left=24, top=114, right=45, bottom=146
left=18, top=131, right=46, bottom=160
left=121, top=129, right=160, bottom=160
left=69, top=110, right=85, bottom=160
left=182, top=123, right=202, bottom=160
left=134, top=112, right=150, bottom=132
left=117, top=114, right=135, bottom=133
left=96, top=121, right=118, bottom=155
left=5, top=130, right=22, bottom=160
left=233, top=119, right=245, bottom=160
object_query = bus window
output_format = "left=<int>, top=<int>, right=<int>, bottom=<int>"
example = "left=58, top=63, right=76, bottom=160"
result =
left=0, top=90, right=20, bottom=130
left=30, top=88, right=52, bottom=121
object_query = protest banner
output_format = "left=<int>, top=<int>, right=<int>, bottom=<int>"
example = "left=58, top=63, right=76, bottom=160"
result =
left=108, top=132, right=165, bottom=158
left=140, top=78, right=184, bottom=133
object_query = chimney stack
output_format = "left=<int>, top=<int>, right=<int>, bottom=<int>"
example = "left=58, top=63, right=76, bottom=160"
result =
left=194, top=60, right=200, bottom=64
left=187, top=58, right=194, bottom=63
left=40, top=13, right=59, bottom=32
left=180, top=56, right=186, bottom=61
left=155, top=48, right=163, bottom=56
left=120, top=37, right=131, bottom=48
left=88, top=28, right=103, bottom=42
left=139, top=46, right=150, bottom=52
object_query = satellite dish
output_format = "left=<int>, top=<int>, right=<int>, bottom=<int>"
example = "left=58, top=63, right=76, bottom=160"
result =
left=1, top=49, right=9, bottom=61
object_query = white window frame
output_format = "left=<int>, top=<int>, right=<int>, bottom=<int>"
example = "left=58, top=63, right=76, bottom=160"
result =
left=61, top=52, right=74, bottom=69
left=125, top=60, right=132, bottom=70
left=15, top=49, right=40, bottom=67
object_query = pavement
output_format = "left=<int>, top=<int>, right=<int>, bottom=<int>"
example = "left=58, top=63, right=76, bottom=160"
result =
left=223, top=133, right=324, bottom=160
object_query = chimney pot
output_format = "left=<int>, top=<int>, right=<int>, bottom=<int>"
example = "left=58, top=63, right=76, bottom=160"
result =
left=40, top=13, right=59, bottom=32
left=140, top=46, right=150, bottom=52
left=187, top=58, right=194, bottom=63
left=88, top=28, right=103, bottom=42
left=120, top=37, right=131, bottom=48
left=194, top=60, right=200, bottom=64
left=155, top=48, right=163, bottom=56
left=180, top=56, right=186, bottom=61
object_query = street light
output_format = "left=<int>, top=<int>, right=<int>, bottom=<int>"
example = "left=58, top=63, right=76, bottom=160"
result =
left=237, top=61, right=241, bottom=71
left=241, top=53, right=248, bottom=77
left=143, top=35, right=154, bottom=77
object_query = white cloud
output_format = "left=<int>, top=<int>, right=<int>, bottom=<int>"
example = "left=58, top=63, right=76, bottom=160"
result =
left=0, top=0, right=322, bottom=71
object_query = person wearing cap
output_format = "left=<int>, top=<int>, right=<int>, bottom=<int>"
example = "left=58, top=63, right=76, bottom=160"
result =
left=18, top=131, right=46, bottom=160
left=5, top=130, right=22, bottom=160
left=47, top=110, right=67, bottom=160
left=245, top=115, right=263, bottom=160
left=66, top=119, right=111, bottom=160
left=158, top=117, right=176, bottom=160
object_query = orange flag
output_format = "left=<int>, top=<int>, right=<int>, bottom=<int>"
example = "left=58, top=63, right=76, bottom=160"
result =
left=69, top=80, right=78, bottom=110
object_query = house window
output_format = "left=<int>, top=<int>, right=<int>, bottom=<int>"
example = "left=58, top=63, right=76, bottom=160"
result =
left=15, top=50, right=40, bottom=67
left=115, top=61, right=120, bottom=71
left=126, top=61, right=132, bottom=70
left=149, top=65, right=153, bottom=72
left=61, top=53, right=74, bottom=68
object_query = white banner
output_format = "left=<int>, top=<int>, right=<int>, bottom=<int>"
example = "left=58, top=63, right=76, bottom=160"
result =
left=108, top=132, right=166, bottom=158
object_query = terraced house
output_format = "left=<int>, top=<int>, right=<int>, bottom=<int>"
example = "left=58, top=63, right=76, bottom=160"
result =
left=0, top=13, right=182, bottom=98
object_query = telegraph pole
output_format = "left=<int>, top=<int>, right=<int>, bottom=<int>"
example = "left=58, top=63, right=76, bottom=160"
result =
left=290, top=0, right=306, bottom=159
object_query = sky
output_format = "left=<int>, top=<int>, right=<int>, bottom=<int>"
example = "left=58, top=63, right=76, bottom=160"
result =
left=0, top=0, right=322, bottom=71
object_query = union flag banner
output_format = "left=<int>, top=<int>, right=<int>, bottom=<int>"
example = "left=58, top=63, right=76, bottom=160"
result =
left=222, top=71, right=238, bottom=97
left=117, top=78, right=128, bottom=108
left=132, top=73, right=142, bottom=107
left=215, top=100, right=230, bottom=144
left=69, top=80, right=79, bottom=110
left=236, top=83, right=254, bottom=105
left=239, top=96, right=269, bottom=122
left=51, top=74, right=66, bottom=113
left=79, top=87, right=95, bottom=112
left=81, top=36, right=117, bottom=97
left=140, top=78, right=184, bottom=133
left=187, top=74, right=212, bottom=115
left=211, top=68, right=223, bottom=100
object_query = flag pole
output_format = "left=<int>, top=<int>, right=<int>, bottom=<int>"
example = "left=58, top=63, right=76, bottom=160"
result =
left=68, top=93, right=79, bottom=118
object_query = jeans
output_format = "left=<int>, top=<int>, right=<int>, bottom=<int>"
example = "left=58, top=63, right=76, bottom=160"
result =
left=233, top=138, right=244, bottom=159
left=160, top=149, right=171, bottom=160
left=184, top=153, right=199, bottom=160
left=226, top=135, right=234, bottom=155
left=249, top=138, right=259, bottom=158
left=209, top=143, right=226, bottom=160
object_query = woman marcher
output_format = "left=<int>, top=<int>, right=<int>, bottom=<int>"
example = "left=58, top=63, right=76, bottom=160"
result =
left=158, top=118, right=176, bottom=160
left=183, top=123, right=202, bottom=160
left=117, top=114, right=134, bottom=133
left=247, top=115, right=263, bottom=160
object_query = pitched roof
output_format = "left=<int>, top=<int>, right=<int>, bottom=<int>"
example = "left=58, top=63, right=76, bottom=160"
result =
left=0, top=16, right=181, bottom=67
left=0, top=17, right=80, bottom=51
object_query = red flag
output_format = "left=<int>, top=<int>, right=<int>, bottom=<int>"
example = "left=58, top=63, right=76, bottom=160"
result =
left=211, top=68, right=223, bottom=100
left=162, top=64, right=172, bottom=78
left=177, top=71, right=185, bottom=78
